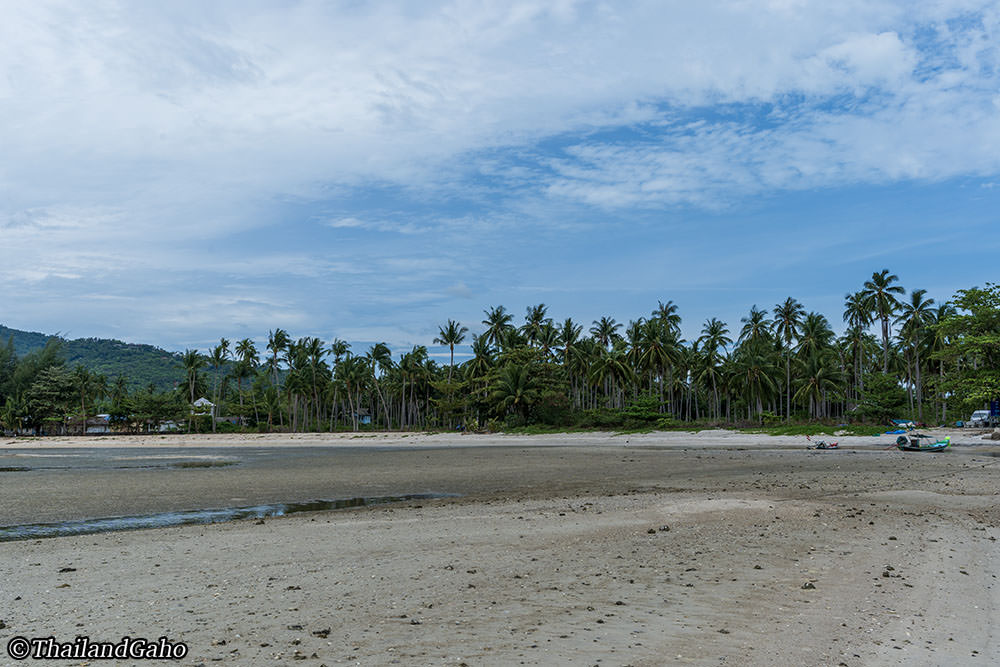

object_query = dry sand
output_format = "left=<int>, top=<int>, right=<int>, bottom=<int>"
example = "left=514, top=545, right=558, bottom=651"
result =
left=2, top=430, right=999, bottom=666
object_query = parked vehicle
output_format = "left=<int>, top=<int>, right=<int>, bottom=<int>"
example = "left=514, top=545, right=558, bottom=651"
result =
left=967, top=410, right=992, bottom=427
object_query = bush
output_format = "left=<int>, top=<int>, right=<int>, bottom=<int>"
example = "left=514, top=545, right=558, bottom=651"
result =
left=856, top=373, right=907, bottom=422
left=532, top=390, right=573, bottom=426
left=758, top=410, right=782, bottom=426
left=503, top=413, right=527, bottom=429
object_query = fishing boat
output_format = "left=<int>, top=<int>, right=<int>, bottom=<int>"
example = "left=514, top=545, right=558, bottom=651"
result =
left=895, top=434, right=951, bottom=452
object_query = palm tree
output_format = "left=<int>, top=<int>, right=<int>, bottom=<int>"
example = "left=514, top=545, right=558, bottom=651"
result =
left=796, top=312, right=834, bottom=360
left=895, top=288, right=935, bottom=420
left=731, top=345, right=779, bottom=419
left=640, top=319, right=681, bottom=411
left=267, top=329, right=289, bottom=386
left=72, top=365, right=97, bottom=435
left=928, top=302, right=956, bottom=422
left=522, top=304, right=550, bottom=347
left=842, top=291, right=873, bottom=398
left=590, top=316, right=622, bottom=349
left=794, top=351, right=842, bottom=419
left=651, top=300, right=682, bottom=335
left=304, top=337, right=328, bottom=429
left=207, top=339, right=230, bottom=432
left=536, top=322, right=559, bottom=360
left=330, top=338, right=350, bottom=364
left=773, top=297, right=805, bottom=420
left=181, top=349, right=205, bottom=432
left=235, top=338, right=259, bottom=423
left=491, top=364, right=540, bottom=419
left=860, top=269, right=905, bottom=373
left=482, top=306, right=512, bottom=352
left=697, top=318, right=732, bottom=419
left=738, top=305, right=773, bottom=346
left=482, top=306, right=514, bottom=352
left=367, top=342, right=393, bottom=428
left=434, top=319, right=468, bottom=383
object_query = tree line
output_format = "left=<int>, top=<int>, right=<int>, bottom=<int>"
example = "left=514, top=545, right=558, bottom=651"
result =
left=1, top=271, right=997, bottom=435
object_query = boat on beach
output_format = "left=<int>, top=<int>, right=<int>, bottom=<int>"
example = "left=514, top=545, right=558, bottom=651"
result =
left=895, top=434, right=951, bottom=452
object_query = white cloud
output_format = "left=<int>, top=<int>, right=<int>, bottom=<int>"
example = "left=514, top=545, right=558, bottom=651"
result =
left=2, top=1, right=999, bottom=346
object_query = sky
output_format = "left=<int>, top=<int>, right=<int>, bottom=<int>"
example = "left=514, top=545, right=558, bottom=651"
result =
left=2, top=0, right=999, bottom=362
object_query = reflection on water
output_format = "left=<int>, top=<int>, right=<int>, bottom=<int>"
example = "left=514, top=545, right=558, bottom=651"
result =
left=0, top=493, right=454, bottom=542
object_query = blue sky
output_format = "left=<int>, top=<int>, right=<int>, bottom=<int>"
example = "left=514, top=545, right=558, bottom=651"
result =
left=1, top=1, right=999, bottom=363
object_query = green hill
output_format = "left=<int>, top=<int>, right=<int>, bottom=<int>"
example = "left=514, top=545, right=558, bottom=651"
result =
left=0, top=324, right=184, bottom=390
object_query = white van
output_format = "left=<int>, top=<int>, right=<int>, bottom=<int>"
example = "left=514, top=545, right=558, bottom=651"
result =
left=968, top=410, right=992, bottom=427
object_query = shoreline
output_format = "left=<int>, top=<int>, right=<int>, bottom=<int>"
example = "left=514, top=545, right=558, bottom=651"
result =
left=1, top=426, right=991, bottom=451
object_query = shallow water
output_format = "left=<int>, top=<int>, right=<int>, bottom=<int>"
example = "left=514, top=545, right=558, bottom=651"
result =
left=0, top=492, right=454, bottom=542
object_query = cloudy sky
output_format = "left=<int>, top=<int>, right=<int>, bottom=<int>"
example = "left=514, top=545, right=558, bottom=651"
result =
left=2, top=0, right=999, bottom=359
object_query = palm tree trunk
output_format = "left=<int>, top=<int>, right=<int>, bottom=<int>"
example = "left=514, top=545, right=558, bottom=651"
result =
left=882, top=317, right=890, bottom=373
left=785, top=352, right=791, bottom=421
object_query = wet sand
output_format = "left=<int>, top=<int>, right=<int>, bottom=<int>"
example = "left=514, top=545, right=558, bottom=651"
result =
left=2, top=431, right=999, bottom=665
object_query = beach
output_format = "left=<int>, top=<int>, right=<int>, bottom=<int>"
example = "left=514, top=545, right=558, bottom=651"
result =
left=2, top=430, right=999, bottom=665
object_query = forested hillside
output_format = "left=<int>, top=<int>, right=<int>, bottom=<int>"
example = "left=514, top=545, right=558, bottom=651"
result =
left=0, top=325, right=183, bottom=390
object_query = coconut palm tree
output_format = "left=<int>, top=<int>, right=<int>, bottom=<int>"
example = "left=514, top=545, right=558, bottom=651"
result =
left=491, top=364, right=541, bottom=419
left=367, top=342, right=393, bottom=428
left=860, top=269, right=905, bottom=373
left=794, top=351, right=843, bottom=419
left=590, top=316, right=622, bottom=349
left=207, top=339, right=230, bottom=432
left=522, top=304, right=550, bottom=347
left=652, top=300, right=682, bottom=335
left=796, top=312, right=834, bottom=360
left=731, top=344, right=779, bottom=419
left=536, top=322, right=559, bottom=360
left=482, top=306, right=513, bottom=352
left=842, top=291, right=873, bottom=399
left=928, top=302, right=956, bottom=422
left=72, top=364, right=99, bottom=435
left=773, top=297, right=806, bottom=420
left=698, top=318, right=731, bottom=419
left=434, top=319, right=468, bottom=383
left=267, top=329, right=289, bottom=386
left=738, top=305, right=773, bottom=346
left=235, top=338, right=259, bottom=422
left=895, top=288, right=935, bottom=420
left=181, top=349, right=205, bottom=432
left=640, top=319, right=681, bottom=411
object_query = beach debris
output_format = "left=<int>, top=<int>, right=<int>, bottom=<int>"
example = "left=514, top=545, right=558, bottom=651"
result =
left=286, top=624, right=303, bottom=631
left=58, top=567, right=76, bottom=573
left=311, top=628, right=331, bottom=638
left=0, top=620, right=6, bottom=629
left=801, top=582, right=816, bottom=590
left=659, top=525, right=671, bottom=532
left=647, top=528, right=656, bottom=534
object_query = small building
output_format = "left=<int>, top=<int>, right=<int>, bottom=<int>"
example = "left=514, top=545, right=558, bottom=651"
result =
left=66, top=415, right=111, bottom=435
left=191, top=398, right=215, bottom=415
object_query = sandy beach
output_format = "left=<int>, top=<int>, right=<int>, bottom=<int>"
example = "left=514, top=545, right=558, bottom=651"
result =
left=2, top=430, right=999, bottom=665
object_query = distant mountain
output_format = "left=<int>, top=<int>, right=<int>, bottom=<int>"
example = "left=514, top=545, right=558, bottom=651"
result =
left=0, top=324, right=184, bottom=390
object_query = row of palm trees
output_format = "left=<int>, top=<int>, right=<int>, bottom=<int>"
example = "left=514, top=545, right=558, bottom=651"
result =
left=164, top=269, right=971, bottom=431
